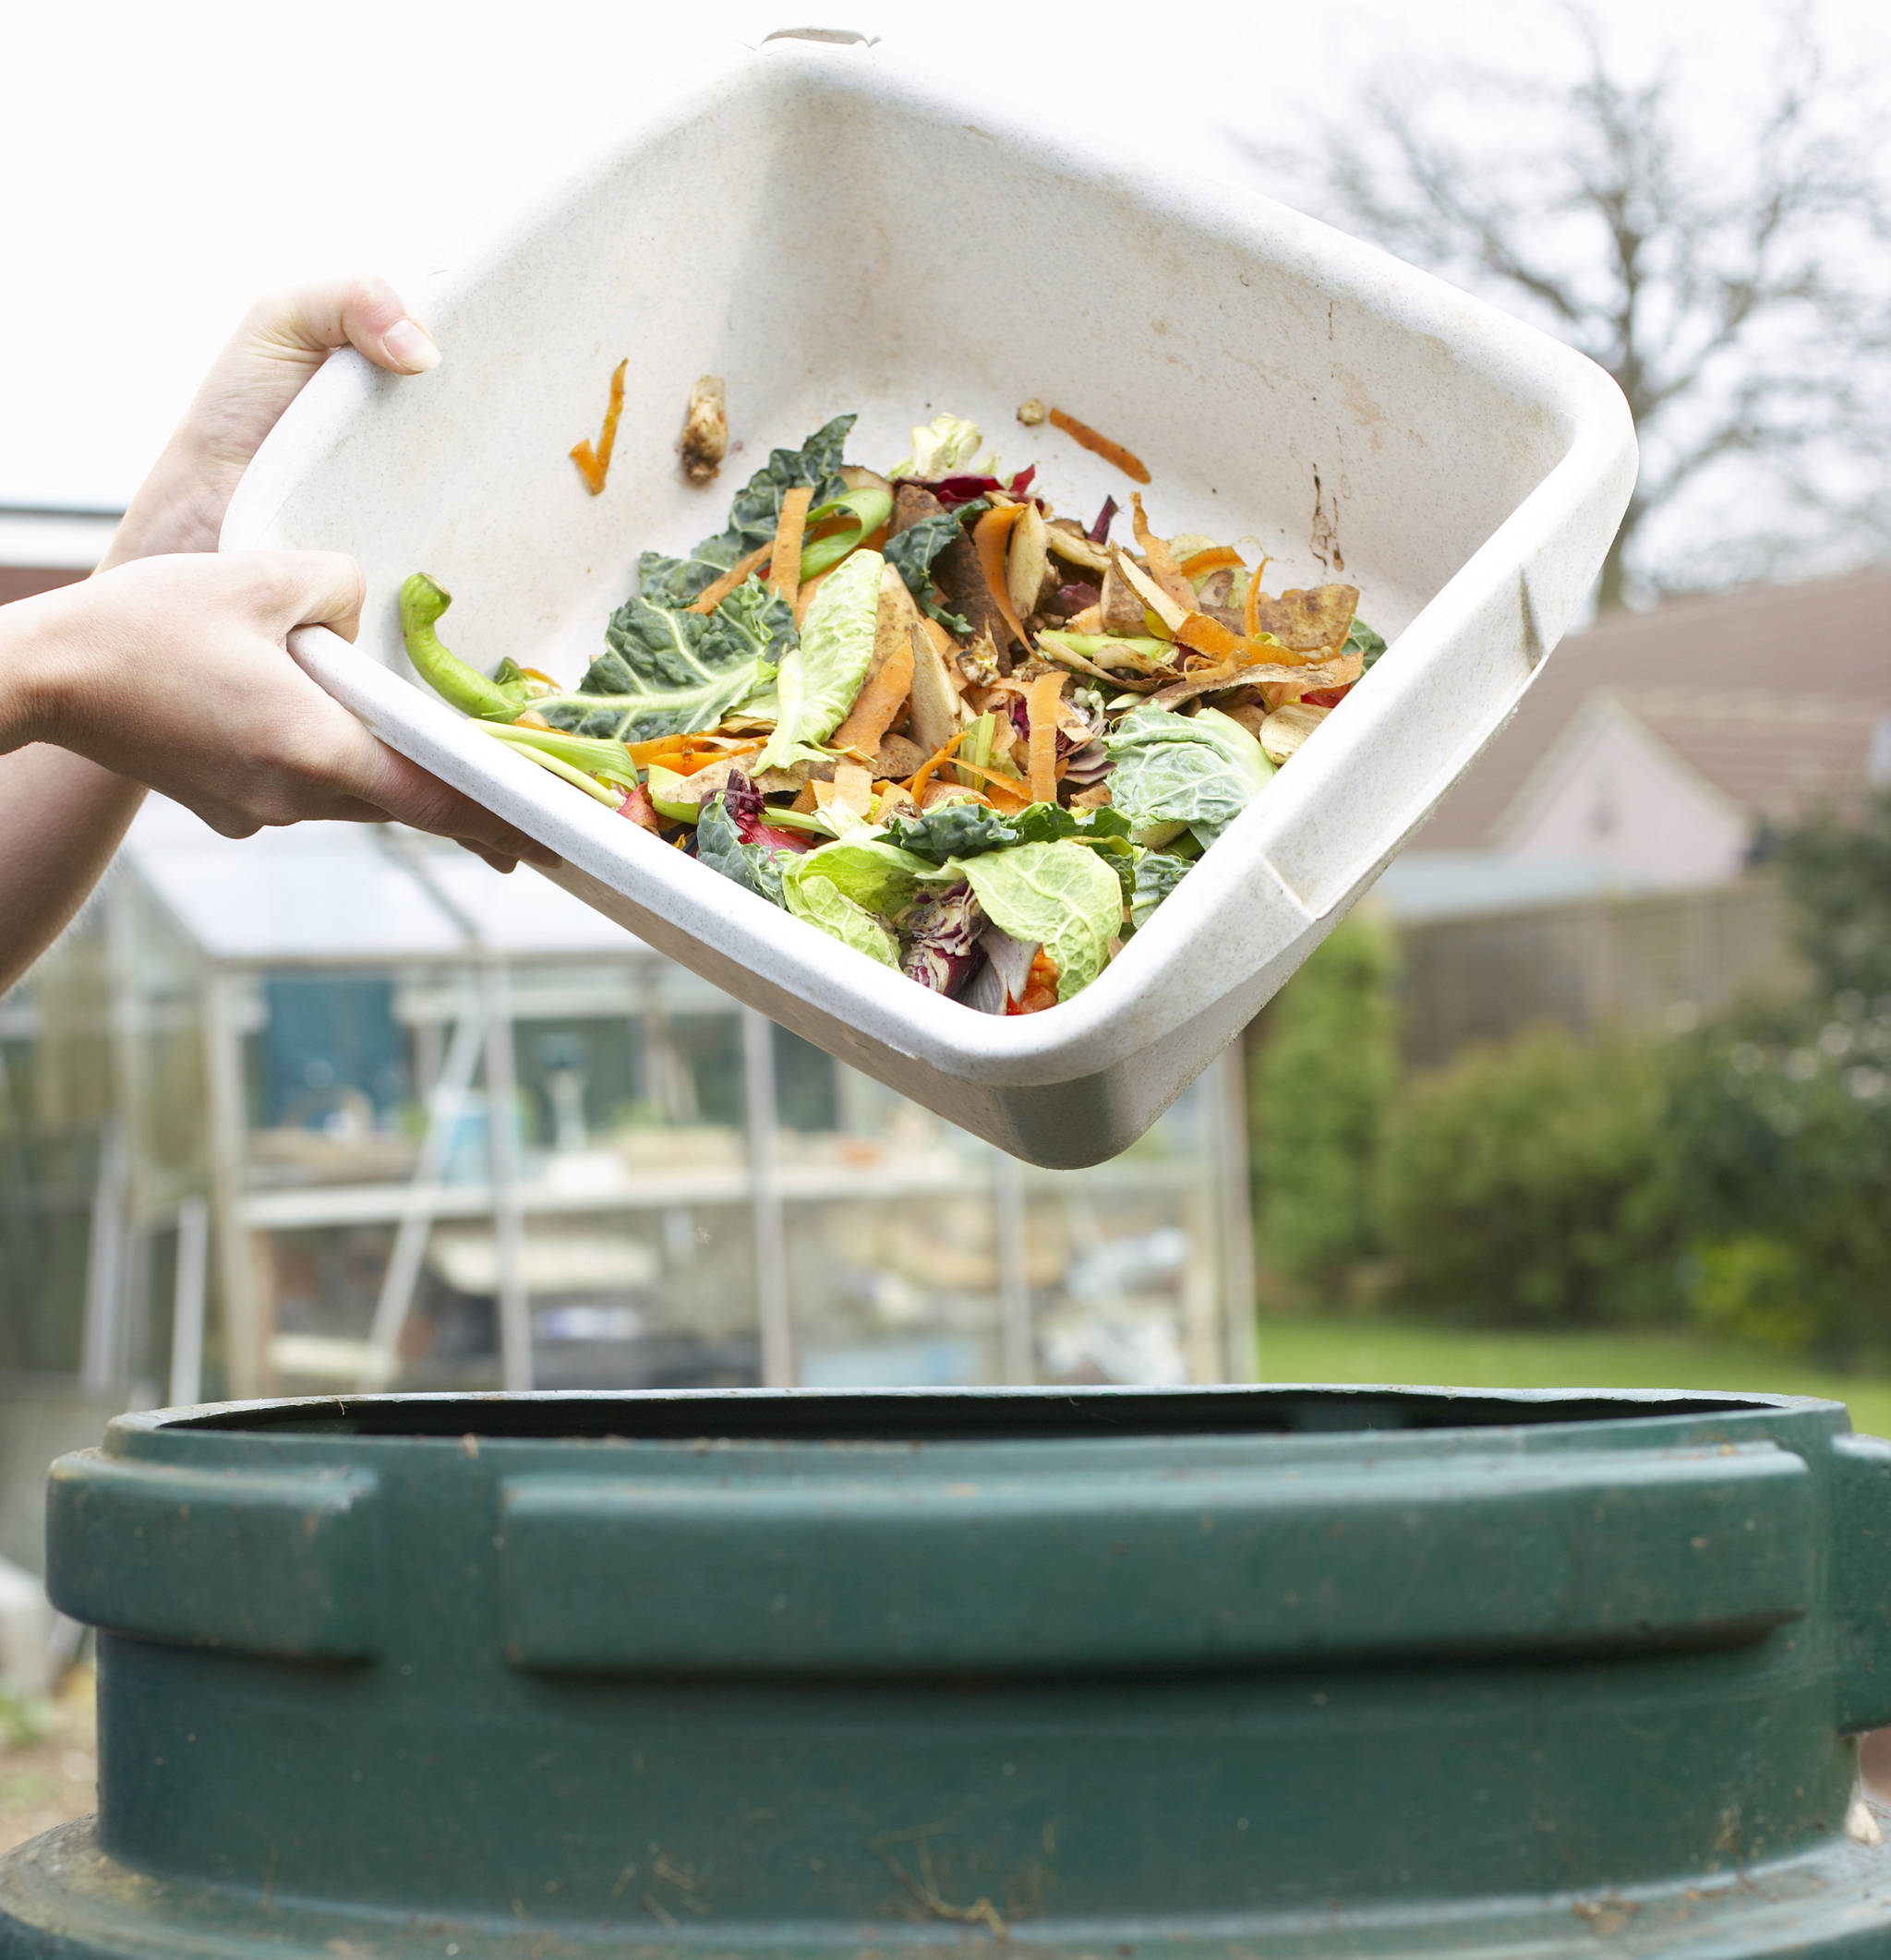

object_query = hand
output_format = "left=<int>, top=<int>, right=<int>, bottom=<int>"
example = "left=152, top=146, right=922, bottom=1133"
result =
left=1, top=552, right=558, bottom=873
left=103, top=276, right=440, bottom=570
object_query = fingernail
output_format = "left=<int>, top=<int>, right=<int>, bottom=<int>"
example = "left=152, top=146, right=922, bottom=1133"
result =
left=382, top=318, right=440, bottom=373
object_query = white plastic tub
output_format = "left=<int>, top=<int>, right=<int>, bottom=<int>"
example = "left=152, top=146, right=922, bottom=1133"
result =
left=223, top=31, right=1635, bottom=1168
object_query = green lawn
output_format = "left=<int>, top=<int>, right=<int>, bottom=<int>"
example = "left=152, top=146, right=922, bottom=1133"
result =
left=1252, top=1316, right=1891, bottom=1441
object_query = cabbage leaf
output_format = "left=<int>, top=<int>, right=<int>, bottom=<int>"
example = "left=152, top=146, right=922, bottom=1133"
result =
left=1129, top=851, right=1192, bottom=932
left=1102, top=704, right=1275, bottom=847
left=948, top=841, right=1121, bottom=1002
left=782, top=869, right=899, bottom=968
left=787, top=835, right=934, bottom=919
left=889, top=414, right=983, bottom=481
left=538, top=577, right=789, bottom=742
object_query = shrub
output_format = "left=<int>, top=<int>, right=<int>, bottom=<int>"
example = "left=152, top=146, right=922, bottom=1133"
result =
left=1376, top=1024, right=1681, bottom=1326
left=1252, top=916, right=1401, bottom=1286
left=1663, top=992, right=1891, bottom=1361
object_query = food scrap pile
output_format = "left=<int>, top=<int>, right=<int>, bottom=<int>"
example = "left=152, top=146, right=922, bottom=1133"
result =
left=402, top=403, right=1385, bottom=1013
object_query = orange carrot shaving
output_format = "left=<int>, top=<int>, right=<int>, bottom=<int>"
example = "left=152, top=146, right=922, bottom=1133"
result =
left=1047, top=408, right=1150, bottom=485
left=1174, top=612, right=1313, bottom=666
left=1177, top=545, right=1244, bottom=580
left=1243, top=557, right=1273, bottom=640
left=1174, top=614, right=1247, bottom=661
left=823, top=763, right=875, bottom=817
left=1025, top=670, right=1066, bottom=805
left=512, top=709, right=553, bottom=731
left=946, top=761, right=1033, bottom=811
left=905, top=728, right=970, bottom=803
left=792, top=565, right=834, bottom=626
left=625, top=734, right=692, bottom=764
left=921, top=614, right=955, bottom=660
left=831, top=637, right=915, bottom=760
left=673, top=743, right=762, bottom=776
left=971, top=504, right=1031, bottom=655
left=770, top=487, right=813, bottom=601
left=687, top=539, right=775, bottom=615
left=1130, top=495, right=1197, bottom=609
left=570, top=358, right=627, bottom=496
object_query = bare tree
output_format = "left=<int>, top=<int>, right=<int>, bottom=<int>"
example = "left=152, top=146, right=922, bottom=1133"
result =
left=1242, top=10, right=1891, bottom=608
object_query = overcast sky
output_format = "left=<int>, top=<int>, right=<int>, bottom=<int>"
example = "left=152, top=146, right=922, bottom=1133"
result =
left=5, top=0, right=1886, bottom=513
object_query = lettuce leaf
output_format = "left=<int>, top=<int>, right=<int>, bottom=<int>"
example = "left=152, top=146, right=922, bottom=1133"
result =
left=538, top=576, right=789, bottom=741
left=755, top=548, right=883, bottom=773
left=948, top=841, right=1122, bottom=1003
left=782, top=870, right=899, bottom=968
left=639, top=415, right=855, bottom=607
left=1102, top=704, right=1275, bottom=847
left=1129, top=851, right=1192, bottom=932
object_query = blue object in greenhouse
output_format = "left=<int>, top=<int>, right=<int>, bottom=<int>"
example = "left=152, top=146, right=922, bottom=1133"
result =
left=259, top=975, right=406, bottom=1125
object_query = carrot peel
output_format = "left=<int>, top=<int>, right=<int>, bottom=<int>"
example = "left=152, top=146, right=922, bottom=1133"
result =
left=1047, top=407, right=1150, bottom=485
left=1025, top=670, right=1066, bottom=806
left=905, top=729, right=970, bottom=805
left=1177, top=545, right=1245, bottom=580
left=971, top=504, right=1032, bottom=656
left=770, top=487, right=813, bottom=601
left=832, top=638, right=915, bottom=759
left=571, top=358, right=627, bottom=496
left=687, top=538, right=775, bottom=615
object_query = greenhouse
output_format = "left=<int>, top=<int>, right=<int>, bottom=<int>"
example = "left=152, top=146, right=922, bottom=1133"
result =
left=0, top=798, right=1254, bottom=1406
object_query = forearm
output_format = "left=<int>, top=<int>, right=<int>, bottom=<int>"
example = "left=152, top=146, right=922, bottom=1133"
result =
left=0, top=745, right=143, bottom=992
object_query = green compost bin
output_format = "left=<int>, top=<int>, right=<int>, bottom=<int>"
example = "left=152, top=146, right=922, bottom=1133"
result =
left=6, top=1385, right=1891, bottom=1957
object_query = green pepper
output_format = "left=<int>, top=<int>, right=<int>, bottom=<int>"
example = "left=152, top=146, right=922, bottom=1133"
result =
left=399, top=574, right=529, bottom=721
left=798, top=486, right=894, bottom=583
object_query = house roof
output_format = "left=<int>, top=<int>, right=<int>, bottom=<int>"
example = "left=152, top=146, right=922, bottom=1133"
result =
left=1421, top=566, right=1891, bottom=848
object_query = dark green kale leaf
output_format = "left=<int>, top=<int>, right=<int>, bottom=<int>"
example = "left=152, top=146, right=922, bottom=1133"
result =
left=696, top=794, right=790, bottom=907
left=884, top=802, right=1022, bottom=864
left=921, top=595, right=973, bottom=636
left=885, top=799, right=1137, bottom=902
left=536, top=576, right=789, bottom=742
left=639, top=415, right=856, bottom=607
left=884, top=510, right=964, bottom=603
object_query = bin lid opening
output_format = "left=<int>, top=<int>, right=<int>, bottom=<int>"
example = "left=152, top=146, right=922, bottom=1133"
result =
left=167, top=1386, right=1782, bottom=1444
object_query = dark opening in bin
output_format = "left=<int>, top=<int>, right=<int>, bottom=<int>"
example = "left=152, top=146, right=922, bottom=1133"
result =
left=170, top=1383, right=1778, bottom=1443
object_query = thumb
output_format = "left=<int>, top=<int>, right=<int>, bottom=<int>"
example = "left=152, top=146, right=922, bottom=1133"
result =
left=235, top=549, right=367, bottom=644
left=247, top=275, right=440, bottom=378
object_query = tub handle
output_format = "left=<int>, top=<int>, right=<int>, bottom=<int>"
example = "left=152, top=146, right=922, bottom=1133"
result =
left=45, top=1452, right=385, bottom=1662
left=498, top=1443, right=1812, bottom=1677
